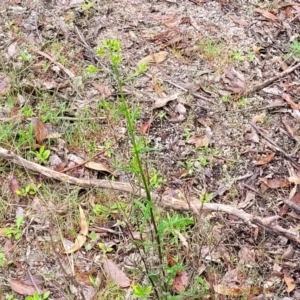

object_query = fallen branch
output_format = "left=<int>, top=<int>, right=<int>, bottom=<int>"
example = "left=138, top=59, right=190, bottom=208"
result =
left=1, top=147, right=299, bottom=243
left=246, top=61, right=300, bottom=95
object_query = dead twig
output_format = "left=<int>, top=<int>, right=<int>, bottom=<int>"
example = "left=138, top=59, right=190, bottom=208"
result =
left=1, top=147, right=299, bottom=243
left=246, top=61, right=300, bottom=95
left=283, top=199, right=300, bottom=214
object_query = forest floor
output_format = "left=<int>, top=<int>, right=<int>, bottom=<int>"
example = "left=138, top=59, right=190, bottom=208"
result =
left=1, top=0, right=300, bottom=299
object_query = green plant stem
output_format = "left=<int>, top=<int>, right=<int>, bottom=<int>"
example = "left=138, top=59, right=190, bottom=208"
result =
left=113, top=65, right=165, bottom=296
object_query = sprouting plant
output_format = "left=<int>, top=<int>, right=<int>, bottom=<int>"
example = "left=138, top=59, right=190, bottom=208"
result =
left=247, top=51, right=255, bottom=61
left=0, top=248, right=9, bottom=267
left=82, top=1, right=93, bottom=11
left=25, top=291, right=50, bottom=300
left=290, top=40, right=300, bottom=57
left=232, top=50, right=245, bottom=62
left=22, top=106, right=33, bottom=117
left=98, top=243, right=114, bottom=258
left=124, top=62, right=148, bottom=82
left=203, top=39, right=220, bottom=60
left=16, top=183, right=41, bottom=197
left=29, top=146, right=50, bottom=164
left=86, top=64, right=99, bottom=75
left=199, top=189, right=213, bottom=203
left=221, top=96, right=231, bottom=103
left=199, top=156, right=208, bottom=166
left=4, top=216, right=24, bottom=240
left=149, top=170, right=165, bottom=189
left=132, top=283, right=152, bottom=299
left=18, top=50, right=32, bottom=62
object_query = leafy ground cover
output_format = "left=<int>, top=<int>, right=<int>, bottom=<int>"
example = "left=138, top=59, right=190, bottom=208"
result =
left=1, top=0, right=300, bottom=299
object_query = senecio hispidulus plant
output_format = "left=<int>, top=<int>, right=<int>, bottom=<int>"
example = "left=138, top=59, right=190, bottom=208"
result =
left=95, top=40, right=209, bottom=300
left=96, top=39, right=163, bottom=299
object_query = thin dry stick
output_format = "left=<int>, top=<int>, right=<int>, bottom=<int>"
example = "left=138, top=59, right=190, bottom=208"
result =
left=246, top=61, right=300, bottom=94
left=1, top=146, right=299, bottom=243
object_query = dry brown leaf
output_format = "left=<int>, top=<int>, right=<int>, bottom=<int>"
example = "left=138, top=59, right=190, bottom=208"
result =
left=9, top=279, right=39, bottom=296
left=152, top=93, right=180, bottom=109
left=9, top=178, right=20, bottom=203
left=282, top=93, right=299, bottom=110
left=101, top=258, right=131, bottom=288
left=284, top=273, right=295, bottom=293
left=214, top=284, right=254, bottom=296
left=79, top=205, right=88, bottom=236
left=139, top=117, right=154, bottom=135
left=288, top=176, right=300, bottom=184
left=173, top=229, right=189, bottom=253
left=65, top=205, right=88, bottom=253
left=252, top=114, right=265, bottom=123
left=172, top=271, right=189, bottom=294
left=261, top=178, right=290, bottom=189
left=84, top=161, right=116, bottom=176
left=254, top=8, right=278, bottom=20
left=238, top=246, right=256, bottom=266
left=187, top=135, right=209, bottom=148
left=222, top=68, right=245, bottom=94
left=152, top=75, right=163, bottom=98
left=0, top=75, right=11, bottom=96
left=31, top=118, right=49, bottom=144
left=138, top=51, right=168, bottom=66
left=253, top=152, right=275, bottom=165
left=229, top=15, right=249, bottom=27
left=91, top=83, right=112, bottom=98
left=252, top=45, right=261, bottom=54
left=65, top=234, right=86, bottom=254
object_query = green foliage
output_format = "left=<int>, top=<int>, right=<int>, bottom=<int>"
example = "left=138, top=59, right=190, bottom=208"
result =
left=82, top=2, right=93, bottom=11
left=221, top=95, right=231, bottom=103
left=98, top=243, right=114, bottom=258
left=16, top=183, right=41, bottom=197
left=232, top=50, right=245, bottom=62
left=93, top=202, right=126, bottom=219
left=25, top=291, right=50, bottom=300
left=86, top=64, right=99, bottom=75
left=29, top=146, right=50, bottom=164
left=290, top=40, right=300, bottom=57
left=132, top=283, right=152, bottom=299
left=4, top=216, right=23, bottom=240
left=18, top=50, right=32, bottom=62
left=199, top=189, right=213, bottom=203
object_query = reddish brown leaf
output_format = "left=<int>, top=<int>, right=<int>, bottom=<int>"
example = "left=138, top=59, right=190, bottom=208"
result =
left=9, top=280, right=39, bottom=296
left=152, top=75, right=163, bottom=98
left=229, top=15, right=249, bottom=27
left=282, top=93, right=299, bottom=110
left=222, top=68, right=245, bottom=94
left=138, top=51, right=168, bottom=66
left=139, top=117, right=154, bottom=135
left=261, top=178, right=290, bottom=189
left=172, top=271, right=189, bottom=294
left=187, top=135, right=209, bottom=148
left=291, top=191, right=300, bottom=207
left=101, top=258, right=130, bottom=288
left=9, top=178, right=20, bottom=203
left=254, top=8, right=278, bottom=20
left=4, top=239, right=14, bottom=260
left=284, top=273, right=295, bottom=293
left=152, top=93, right=180, bottom=109
left=31, top=118, right=49, bottom=144
left=253, top=152, right=275, bottom=165
left=285, top=6, right=292, bottom=18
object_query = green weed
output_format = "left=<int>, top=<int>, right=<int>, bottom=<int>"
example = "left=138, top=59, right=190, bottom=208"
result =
left=4, top=216, right=24, bottom=240
left=25, top=291, right=50, bottom=300
left=16, top=183, right=41, bottom=197
left=290, top=40, right=300, bottom=57
left=29, top=146, right=50, bottom=164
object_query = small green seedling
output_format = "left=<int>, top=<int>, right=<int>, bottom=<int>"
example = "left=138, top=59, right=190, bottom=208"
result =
left=132, top=283, right=152, bottom=299
left=82, top=2, right=93, bottom=11
left=199, top=189, right=213, bottom=203
left=17, top=183, right=41, bottom=197
left=25, top=291, right=50, bottom=300
left=18, top=50, right=32, bottom=62
left=98, top=243, right=113, bottom=258
left=86, top=65, right=99, bottom=75
left=290, top=40, right=300, bottom=57
left=149, top=171, right=165, bottom=189
left=232, top=51, right=245, bottom=62
left=30, top=146, right=50, bottom=164
left=221, top=96, right=231, bottom=103
left=4, top=216, right=24, bottom=240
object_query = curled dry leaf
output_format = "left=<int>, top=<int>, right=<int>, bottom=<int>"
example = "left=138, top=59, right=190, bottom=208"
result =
left=288, top=176, right=300, bottom=185
left=229, top=15, right=249, bottom=27
left=254, top=8, right=278, bottom=20
left=172, top=271, right=189, bottom=294
left=284, top=273, right=295, bottom=293
left=222, top=68, right=245, bottom=94
left=65, top=205, right=88, bottom=254
left=260, top=178, right=290, bottom=189
left=84, top=161, right=117, bottom=176
left=91, top=82, right=112, bottom=98
left=138, top=51, right=168, bottom=66
left=9, top=279, right=40, bottom=296
left=253, top=152, right=275, bottom=165
left=252, top=114, right=265, bottom=124
left=173, top=229, right=189, bottom=253
left=9, top=177, right=20, bottom=203
left=101, top=258, right=131, bottom=288
left=152, top=93, right=181, bottom=109
left=31, top=117, right=49, bottom=144
left=187, top=135, right=209, bottom=148
left=139, top=116, right=154, bottom=135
